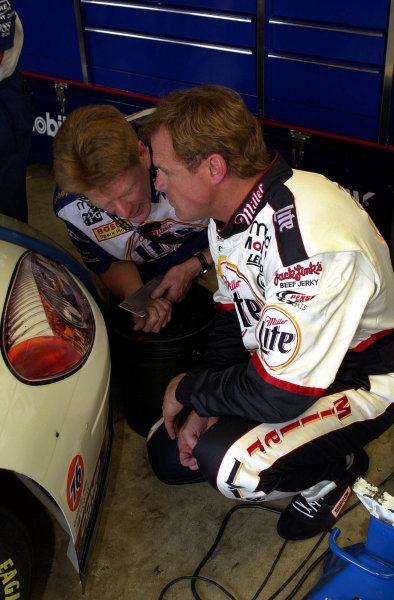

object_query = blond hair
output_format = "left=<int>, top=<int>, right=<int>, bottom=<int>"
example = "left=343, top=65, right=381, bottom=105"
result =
left=142, top=85, right=270, bottom=177
left=53, top=104, right=140, bottom=192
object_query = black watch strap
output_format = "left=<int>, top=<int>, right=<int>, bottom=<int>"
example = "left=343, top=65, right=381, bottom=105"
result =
left=194, top=251, right=211, bottom=275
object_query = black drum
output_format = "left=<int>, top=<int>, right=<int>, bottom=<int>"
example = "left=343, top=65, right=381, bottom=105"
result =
left=107, top=283, right=215, bottom=436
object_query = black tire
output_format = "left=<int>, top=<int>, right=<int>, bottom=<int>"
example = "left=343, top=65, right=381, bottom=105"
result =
left=0, top=507, right=32, bottom=599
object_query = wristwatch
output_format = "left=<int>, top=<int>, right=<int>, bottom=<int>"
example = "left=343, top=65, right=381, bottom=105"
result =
left=194, top=251, right=211, bottom=275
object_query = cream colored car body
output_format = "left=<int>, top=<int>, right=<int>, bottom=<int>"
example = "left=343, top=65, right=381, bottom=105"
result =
left=0, top=216, right=112, bottom=585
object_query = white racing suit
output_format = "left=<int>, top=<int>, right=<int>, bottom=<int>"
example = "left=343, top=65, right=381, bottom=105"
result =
left=147, top=152, right=394, bottom=501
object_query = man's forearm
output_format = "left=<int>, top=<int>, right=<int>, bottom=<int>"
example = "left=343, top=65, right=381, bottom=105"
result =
left=98, top=260, right=143, bottom=299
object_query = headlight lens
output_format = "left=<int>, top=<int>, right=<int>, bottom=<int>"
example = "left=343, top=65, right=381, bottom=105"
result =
left=1, top=251, right=95, bottom=383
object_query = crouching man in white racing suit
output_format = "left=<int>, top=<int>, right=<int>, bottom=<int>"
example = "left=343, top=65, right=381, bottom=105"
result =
left=143, top=85, right=394, bottom=540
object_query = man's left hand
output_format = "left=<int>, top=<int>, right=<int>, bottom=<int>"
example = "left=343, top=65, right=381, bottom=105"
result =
left=178, top=411, right=219, bottom=470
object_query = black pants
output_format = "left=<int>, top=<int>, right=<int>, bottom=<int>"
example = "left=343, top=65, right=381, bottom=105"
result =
left=147, top=391, right=394, bottom=501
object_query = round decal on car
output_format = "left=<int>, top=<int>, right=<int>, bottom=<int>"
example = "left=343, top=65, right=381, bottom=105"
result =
left=258, top=305, right=301, bottom=369
left=67, top=455, right=84, bottom=512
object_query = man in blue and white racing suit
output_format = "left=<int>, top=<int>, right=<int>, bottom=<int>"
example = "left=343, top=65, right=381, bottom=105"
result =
left=53, top=104, right=212, bottom=333
left=143, top=85, right=394, bottom=540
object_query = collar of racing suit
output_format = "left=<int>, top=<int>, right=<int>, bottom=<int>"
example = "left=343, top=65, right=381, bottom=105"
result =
left=215, top=152, right=293, bottom=239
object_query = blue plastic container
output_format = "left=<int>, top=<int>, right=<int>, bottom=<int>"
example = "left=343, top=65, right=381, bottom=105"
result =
left=303, top=515, right=394, bottom=600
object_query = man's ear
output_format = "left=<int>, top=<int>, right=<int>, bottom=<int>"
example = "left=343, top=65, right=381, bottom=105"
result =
left=208, top=154, right=227, bottom=184
left=138, top=140, right=151, bottom=167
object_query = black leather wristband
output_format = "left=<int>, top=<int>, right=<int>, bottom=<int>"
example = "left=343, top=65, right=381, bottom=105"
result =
left=194, top=251, right=211, bottom=275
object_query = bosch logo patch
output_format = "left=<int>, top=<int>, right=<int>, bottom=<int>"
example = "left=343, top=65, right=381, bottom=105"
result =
left=259, top=305, right=301, bottom=369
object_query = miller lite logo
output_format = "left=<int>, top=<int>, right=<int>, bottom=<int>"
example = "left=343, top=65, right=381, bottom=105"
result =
left=273, top=204, right=296, bottom=232
left=258, top=305, right=301, bottom=369
left=234, top=183, right=264, bottom=226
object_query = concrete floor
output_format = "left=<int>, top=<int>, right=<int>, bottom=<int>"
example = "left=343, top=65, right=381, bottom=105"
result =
left=26, top=162, right=394, bottom=600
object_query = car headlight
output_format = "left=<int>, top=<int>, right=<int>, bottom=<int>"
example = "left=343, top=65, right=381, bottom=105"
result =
left=1, top=251, right=95, bottom=383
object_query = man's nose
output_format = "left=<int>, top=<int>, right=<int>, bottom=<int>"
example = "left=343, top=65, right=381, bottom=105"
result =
left=112, top=199, right=129, bottom=218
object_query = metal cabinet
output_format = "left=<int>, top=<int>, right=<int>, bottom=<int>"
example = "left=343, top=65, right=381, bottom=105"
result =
left=80, top=0, right=257, bottom=112
left=262, top=0, right=394, bottom=143
left=16, top=3, right=84, bottom=81
left=16, top=0, right=394, bottom=146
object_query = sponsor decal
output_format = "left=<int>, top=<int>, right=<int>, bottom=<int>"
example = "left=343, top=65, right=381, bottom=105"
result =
left=93, top=221, right=128, bottom=241
left=259, top=305, right=301, bottom=369
left=256, top=261, right=267, bottom=295
left=276, top=291, right=315, bottom=310
left=0, top=2, right=12, bottom=12
left=0, top=558, right=20, bottom=599
left=234, top=183, right=264, bottom=226
left=33, top=112, right=67, bottom=137
left=77, top=458, right=101, bottom=543
left=233, top=290, right=263, bottom=329
left=74, top=428, right=110, bottom=555
left=54, top=189, right=67, bottom=204
left=278, top=279, right=319, bottom=289
left=246, top=395, right=351, bottom=458
left=218, top=261, right=264, bottom=327
left=245, top=221, right=271, bottom=268
left=223, top=395, right=352, bottom=499
left=67, top=454, right=84, bottom=512
left=75, top=198, right=104, bottom=227
left=222, top=274, right=240, bottom=292
left=224, top=458, right=264, bottom=501
left=273, top=204, right=296, bottom=232
left=0, top=20, right=11, bottom=35
left=248, top=220, right=271, bottom=245
left=331, top=486, right=351, bottom=518
left=277, top=292, right=315, bottom=303
left=274, top=261, right=322, bottom=287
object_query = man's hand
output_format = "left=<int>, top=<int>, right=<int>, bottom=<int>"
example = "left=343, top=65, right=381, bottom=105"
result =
left=178, top=411, right=219, bottom=470
left=150, top=257, right=202, bottom=303
left=133, top=297, right=172, bottom=333
left=162, top=373, right=186, bottom=439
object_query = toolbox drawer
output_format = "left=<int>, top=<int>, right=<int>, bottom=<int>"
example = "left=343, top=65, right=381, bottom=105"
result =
left=82, top=0, right=255, bottom=47
left=270, top=0, right=389, bottom=29
left=266, top=56, right=381, bottom=139
left=159, top=0, right=256, bottom=12
left=86, top=28, right=256, bottom=94
left=263, top=0, right=390, bottom=142
left=269, top=20, right=385, bottom=66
